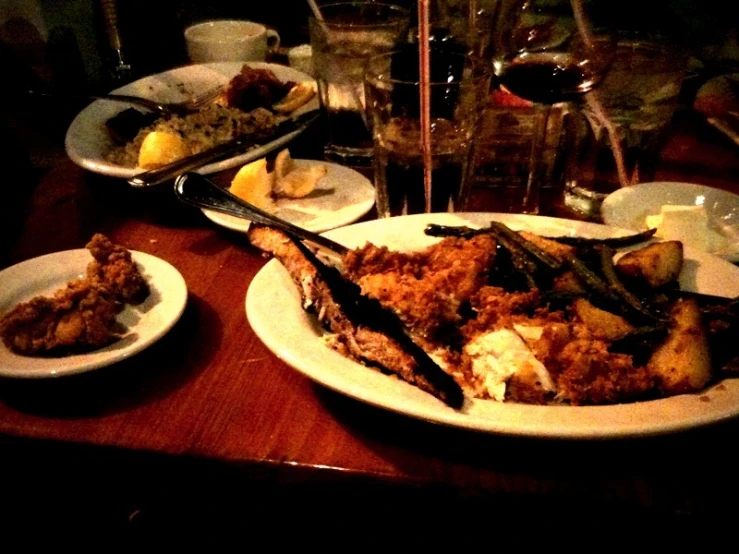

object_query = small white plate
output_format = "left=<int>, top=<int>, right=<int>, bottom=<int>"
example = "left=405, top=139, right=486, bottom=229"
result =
left=65, top=62, right=318, bottom=178
left=247, top=212, right=739, bottom=439
left=202, top=160, right=375, bottom=233
left=0, top=249, right=188, bottom=378
left=601, top=181, right=739, bottom=262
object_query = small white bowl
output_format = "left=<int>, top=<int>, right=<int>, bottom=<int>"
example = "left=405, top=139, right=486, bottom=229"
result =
left=601, top=181, right=739, bottom=261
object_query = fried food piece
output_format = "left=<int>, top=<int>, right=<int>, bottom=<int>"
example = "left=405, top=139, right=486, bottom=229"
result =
left=0, top=279, right=119, bottom=355
left=224, top=65, right=295, bottom=113
left=247, top=225, right=464, bottom=407
left=532, top=322, right=654, bottom=405
left=343, top=235, right=498, bottom=340
left=86, top=233, right=149, bottom=304
left=0, top=234, right=149, bottom=355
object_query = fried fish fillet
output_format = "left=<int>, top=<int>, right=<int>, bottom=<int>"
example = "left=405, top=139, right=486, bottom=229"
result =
left=247, top=225, right=464, bottom=408
left=343, top=235, right=498, bottom=340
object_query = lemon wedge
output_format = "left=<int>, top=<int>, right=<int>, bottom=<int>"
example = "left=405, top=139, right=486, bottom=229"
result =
left=273, top=148, right=295, bottom=181
left=273, top=82, right=316, bottom=114
left=229, top=158, right=276, bottom=213
left=138, top=131, right=190, bottom=169
left=275, top=164, right=327, bottom=198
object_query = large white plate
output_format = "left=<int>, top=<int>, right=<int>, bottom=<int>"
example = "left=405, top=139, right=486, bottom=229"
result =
left=65, top=62, right=318, bottom=178
left=601, top=181, right=739, bottom=262
left=246, top=212, right=739, bottom=439
left=202, top=160, right=375, bottom=233
left=0, top=249, right=188, bottom=378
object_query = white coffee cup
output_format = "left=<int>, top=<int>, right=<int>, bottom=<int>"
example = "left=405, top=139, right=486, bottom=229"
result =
left=185, top=20, right=280, bottom=63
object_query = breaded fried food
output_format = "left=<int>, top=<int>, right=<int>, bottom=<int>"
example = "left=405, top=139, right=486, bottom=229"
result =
left=224, top=65, right=295, bottom=113
left=532, top=322, right=654, bottom=405
left=247, top=225, right=464, bottom=407
left=0, top=234, right=149, bottom=356
left=86, top=233, right=149, bottom=303
left=0, top=279, right=119, bottom=354
left=343, top=235, right=498, bottom=339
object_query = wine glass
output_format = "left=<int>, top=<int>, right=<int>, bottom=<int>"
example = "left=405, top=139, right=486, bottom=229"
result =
left=490, top=0, right=614, bottom=213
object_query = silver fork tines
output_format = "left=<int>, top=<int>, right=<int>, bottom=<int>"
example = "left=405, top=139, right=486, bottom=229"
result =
left=28, top=85, right=224, bottom=117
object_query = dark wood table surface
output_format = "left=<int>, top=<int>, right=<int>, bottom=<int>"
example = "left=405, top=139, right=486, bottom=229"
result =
left=1, top=105, right=739, bottom=541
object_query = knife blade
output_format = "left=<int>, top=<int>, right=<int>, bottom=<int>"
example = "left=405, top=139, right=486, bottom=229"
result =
left=127, top=110, right=320, bottom=188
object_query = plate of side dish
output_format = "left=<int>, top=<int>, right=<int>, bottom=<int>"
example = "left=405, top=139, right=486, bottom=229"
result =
left=0, top=247, right=188, bottom=378
left=601, top=181, right=739, bottom=262
left=201, top=160, right=376, bottom=233
left=246, top=212, right=739, bottom=439
left=65, top=62, right=318, bottom=178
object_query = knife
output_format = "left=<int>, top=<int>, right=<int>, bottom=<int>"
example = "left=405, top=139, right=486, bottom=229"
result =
left=287, top=233, right=464, bottom=409
left=127, top=110, right=320, bottom=188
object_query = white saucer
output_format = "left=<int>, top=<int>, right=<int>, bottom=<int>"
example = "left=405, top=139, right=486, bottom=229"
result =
left=202, top=160, right=375, bottom=233
left=0, top=249, right=188, bottom=378
left=601, top=181, right=739, bottom=262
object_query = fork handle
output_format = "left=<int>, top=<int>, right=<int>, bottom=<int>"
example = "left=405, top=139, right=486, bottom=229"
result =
left=174, top=172, right=349, bottom=256
left=27, top=89, right=162, bottom=113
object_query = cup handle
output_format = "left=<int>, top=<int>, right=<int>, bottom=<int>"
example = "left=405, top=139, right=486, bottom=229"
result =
left=267, top=29, right=281, bottom=52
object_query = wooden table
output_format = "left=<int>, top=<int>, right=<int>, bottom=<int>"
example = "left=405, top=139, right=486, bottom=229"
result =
left=1, top=110, right=738, bottom=541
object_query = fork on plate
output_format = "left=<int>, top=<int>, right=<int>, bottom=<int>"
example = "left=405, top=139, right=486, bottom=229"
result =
left=28, top=85, right=224, bottom=117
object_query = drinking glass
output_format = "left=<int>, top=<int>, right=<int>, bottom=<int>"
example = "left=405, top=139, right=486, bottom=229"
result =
left=365, top=47, right=491, bottom=217
left=562, top=33, right=688, bottom=218
left=309, top=2, right=410, bottom=165
left=490, top=0, right=614, bottom=213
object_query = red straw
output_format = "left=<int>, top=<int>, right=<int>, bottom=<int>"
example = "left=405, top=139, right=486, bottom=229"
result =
left=417, top=0, right=433, bottom=213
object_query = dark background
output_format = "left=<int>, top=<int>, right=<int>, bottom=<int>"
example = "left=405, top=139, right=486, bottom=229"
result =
left=1, top=0, right=736, bottom=94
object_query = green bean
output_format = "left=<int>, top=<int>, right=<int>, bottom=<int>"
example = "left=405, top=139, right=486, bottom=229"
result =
left=544, top=228, right=657, bottom=247
left=424, top=223, right=481, bottom=239
left=487, top=222, right=563, bottom=271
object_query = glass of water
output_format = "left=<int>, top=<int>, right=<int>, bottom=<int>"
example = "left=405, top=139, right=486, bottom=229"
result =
left=309, top=2, right=410, bottom=165
left=562, top=33, right=689, bottom=219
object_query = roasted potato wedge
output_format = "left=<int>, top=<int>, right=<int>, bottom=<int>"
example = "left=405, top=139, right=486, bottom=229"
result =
left=616, top=241, right=683, bottom=288
left=647, top=298, right=712, bottom=394
left=572, top=297, right=635, bottom=341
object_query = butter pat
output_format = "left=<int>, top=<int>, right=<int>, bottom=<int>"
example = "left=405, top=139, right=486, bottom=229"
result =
left=646, top=204, right=726, bottom=252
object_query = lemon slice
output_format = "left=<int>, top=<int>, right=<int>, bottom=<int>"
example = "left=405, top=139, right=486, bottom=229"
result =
left=138, top=131, right=190, bottom=169
left=229, top=158, right=276, bottom=213
left=273, top=82, right=316, bottom=114
left=273, top=148, right=295, bottom=181
left=275, top=164, right=327, bottom=198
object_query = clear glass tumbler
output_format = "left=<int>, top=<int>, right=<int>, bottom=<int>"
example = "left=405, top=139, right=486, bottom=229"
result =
left=563, top=34, right=689, bottom=219
left=309, top=2, right=410, bottom=165
left=365, top=48, right=491, bottom=217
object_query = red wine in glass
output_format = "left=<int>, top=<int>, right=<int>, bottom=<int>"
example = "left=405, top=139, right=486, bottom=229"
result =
left=490, top=0, right=615, bottom=214
left=498, top=52, right=599, bottom=104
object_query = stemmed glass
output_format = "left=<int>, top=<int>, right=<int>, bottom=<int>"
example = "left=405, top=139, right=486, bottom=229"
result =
left=490, top=0, right=614, bottom=213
